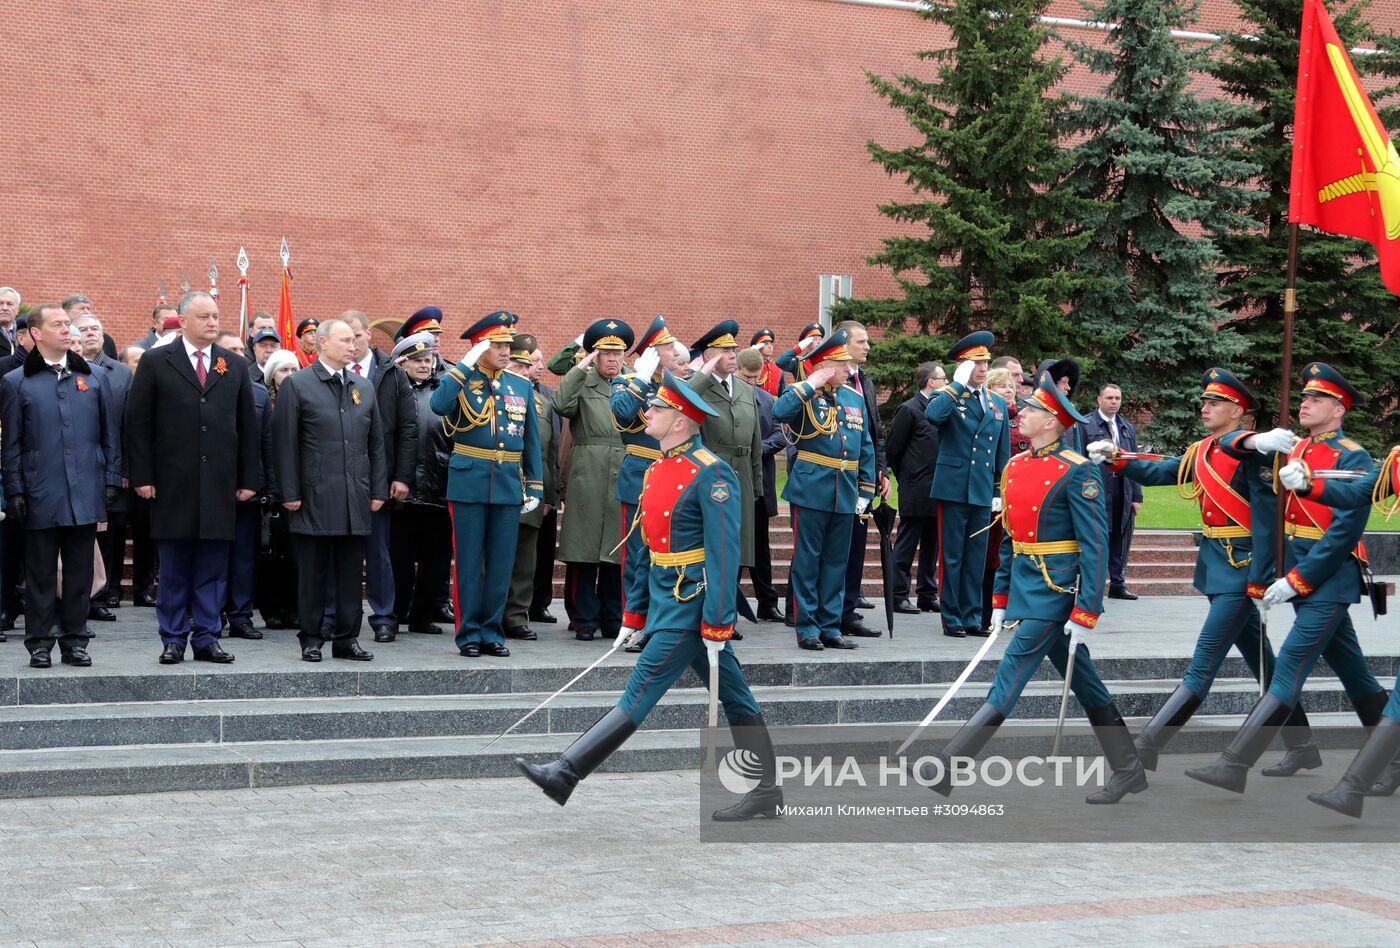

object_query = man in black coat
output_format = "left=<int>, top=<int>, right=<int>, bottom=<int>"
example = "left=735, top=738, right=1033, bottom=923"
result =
left=125, top=291, right=261, bottom=665
left=738, top=348, right=787, bottom=621
left=1076, top=382, right=1143, bottom=599
left=343, top=312, right=416, bottom=641
left=886, top=361, right=945, bottom=614
left=528, top=348, right=562, bottom=624
left=76, top=313, right=131, bottom=617
left=0, top=313, right=31, bottom=633
left=836, top=321, right=887, bottom=638
left=273, top=319, right=388, bottom=662
left=0, top=286, right=19, bottom=358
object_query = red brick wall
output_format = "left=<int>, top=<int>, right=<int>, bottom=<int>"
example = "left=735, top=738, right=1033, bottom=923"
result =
left=4, top=1, right=1396, bottom=361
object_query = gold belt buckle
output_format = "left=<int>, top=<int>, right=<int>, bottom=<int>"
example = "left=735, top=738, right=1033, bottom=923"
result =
left=494, top=449, right=505, bottom=463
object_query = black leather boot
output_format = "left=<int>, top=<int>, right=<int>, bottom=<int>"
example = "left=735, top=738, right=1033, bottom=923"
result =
left=916, top=702, right=1005, bottom=797
left=712, top=712, right=784, bottom=822
left=1134, top=685, right=1202, bottom=772
left=1184, top=695, right=1291, bottom=794
left=1086, top=703, right=1148, bottom=804
left=1261, top=701, right=1322, bottom=776
left=515, top=707, right=638, bottom=806
left=1309, top=718, right=1400, bottom=818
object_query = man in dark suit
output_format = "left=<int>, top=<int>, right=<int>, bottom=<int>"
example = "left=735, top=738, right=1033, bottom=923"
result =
left=886, top=361, right=944, bottom=614
left=344, top=311, right=416, bottom=641
left=274, top=319, right=387, bottom=662
left=1077, top=382, right=1143, bottom=599
left=125, top=291, right=262, bottom=665
left=1, top=302, right=121, bottom=667
left=0, top=311, right=31, bottom=632
left=738, top=348, right=787, bottom=621
left=835, top=321, right=887, bottom=638
left=0, top=287, right=20, bottom=358
left=528, top=347, right=562, bottom=624
left=75, top=313, right=132, bottom=617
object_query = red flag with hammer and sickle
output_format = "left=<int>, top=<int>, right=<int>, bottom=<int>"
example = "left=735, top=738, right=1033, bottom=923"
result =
left=1289, top=0, right=1400, bottom=295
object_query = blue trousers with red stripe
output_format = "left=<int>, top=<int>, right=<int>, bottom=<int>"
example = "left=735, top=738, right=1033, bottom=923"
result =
left=938, top=500, right=992, bottom=631
left=789, top=504, right=853, bottom=643
left=1266, top=600, right=1382, bottom=707
left=617, top=627, right=761, bottom=725
left=986, top=618, right=1113, bottom=716
left=449, top=500, right=519, bottom=648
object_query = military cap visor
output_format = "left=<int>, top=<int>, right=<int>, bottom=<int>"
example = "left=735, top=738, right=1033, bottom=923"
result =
left=948, top=330, right=995, bottom=363
left=1200, top=368, right=1259, bottom=411
left=583, top=318, right=635, bottom=352
left=397, top=306, right=445, bottom=341
left=649, top=368, right=719, bottom=424
left=632, top=315, right=676, bottom=355
left=461, top=310, right=517, bottom=345
left=510, top=332, right=539, bottom=364
left=1300, top=361, right=1359, bottom=409
left=692, top=318, right=741, bottom=352
left=391, top=330, right=437, bottom=361
left=804, top=329, right=854, bottom=370
left=798, top=323, right=825, bottom=342
left=297, top=318, right=320, bottom=337
left=750, top=328, right=775, bottom=346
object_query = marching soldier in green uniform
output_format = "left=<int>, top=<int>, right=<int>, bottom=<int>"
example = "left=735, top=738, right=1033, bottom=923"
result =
left=773, top=330, right=875, bottom=651
left=553, top=319, right=633, bottom=641
left=919, top=374, right=1145, bottom=804
left=610, top=315, right=684, bottom=652
left=430, top=311, right=544, bottom=658
left=1281, top=445, right=1400, bottom=816
left=505, top=334, right=556, bottom=641
left=518, top=369, right=781, bottom=822
left=1187, top=362, right=1387, bottom=794
left=1087, top=368, right=1320, bottom=773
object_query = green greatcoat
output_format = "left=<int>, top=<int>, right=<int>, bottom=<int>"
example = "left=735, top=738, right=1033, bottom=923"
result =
left=520, top=387, right=556, bottom=530
left=552, top=364, right=624, bottom=564
left=687, top=372, right=764, bottom=566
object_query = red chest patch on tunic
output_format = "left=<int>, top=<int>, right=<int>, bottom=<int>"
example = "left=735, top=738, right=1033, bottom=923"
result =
left=1003, top=454, right=1070, bottom=543
left=1286, top=440, right=1341, bottom=531
left=639, top=455, right=703, bottom=551
left=1196, top=439, right=1248, bottom=528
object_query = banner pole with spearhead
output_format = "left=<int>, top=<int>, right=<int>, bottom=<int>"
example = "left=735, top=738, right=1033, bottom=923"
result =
left=237, top=246, right=250, bottom=339
left=1265, top=223, right=1301, bottom=697
left=207, top=260, right=219, bottom=302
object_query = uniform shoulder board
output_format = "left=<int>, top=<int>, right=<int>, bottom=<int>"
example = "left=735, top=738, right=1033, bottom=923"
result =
left=1339, top=438, right=1362, bottom=451
left=1059, top=449, right=1088, bottom=465
left=692, top=449, right=719, bottom=466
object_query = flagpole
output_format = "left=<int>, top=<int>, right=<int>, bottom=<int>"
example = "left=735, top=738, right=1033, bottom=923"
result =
left=1274, top=222, right=1300, bottom=582
left=237, top=246, right=250, bottom=339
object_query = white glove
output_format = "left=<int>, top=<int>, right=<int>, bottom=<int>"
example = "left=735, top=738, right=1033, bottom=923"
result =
left=703, top=637, right=725, bottom=662
left=991, top=497, right=1003, bottom=514
left=1278, top=460, right=1311, bottom=492
left=521, top=497, right=540, bottom=514
left=953, top=360, right=975, bottom=386
left=573, top=332, right=585, bottom=347
left=634, top=347, right=660, bottom=380
left=748, top=342, right=765, bottom=351
left=619, top=625, right=646, bottom=650
left=990, top=608, right=1005, bottom=635
left=462, top=338, right=492, bottom=369
left=855, top=497, right=870, bottom=515
left=1261, top=577, right=1299, bottom=609
left=1254, top=427, right=1298, bottom=456
left=796, top=335, right=820, bottom=355
left=1064, top=620, right=1094, bottom=648
left=1086, top=440, right=1116, bottom=464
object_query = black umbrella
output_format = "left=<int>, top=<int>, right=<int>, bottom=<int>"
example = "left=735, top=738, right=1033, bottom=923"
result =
left=871, top=499, right=898, bottom=638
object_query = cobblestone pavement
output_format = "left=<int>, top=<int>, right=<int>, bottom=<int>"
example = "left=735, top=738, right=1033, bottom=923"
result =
left=2, top=772, right=1397, bottom=947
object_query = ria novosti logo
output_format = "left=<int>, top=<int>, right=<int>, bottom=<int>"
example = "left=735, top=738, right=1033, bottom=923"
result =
left=714, top=752, right=1106, bottom=794
left=717, top=748, right=765, bottom=794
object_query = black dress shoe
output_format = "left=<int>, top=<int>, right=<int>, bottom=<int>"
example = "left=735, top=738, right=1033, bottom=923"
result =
left=301, top=644, right=323, bottom=663
left=918, top=597, right=941, bottom=613
left=505, top=626, right=538, bottom=640
left=409, top=623, right=444, bottom=635
left=894, top=599, right=921, bottom=615
left=0, top=615, right=14, bottom=632
left=480, top=642, right=511, bottom=657
left=29, top=650, right=51, bottom=669
left=841, top=619, right=883, bottom=638
left=263, top=615, right=286, bottom=630
left=943, top=627, right=967, bottom=638
left=1108, top=585, right=1139, bottom=601
left=135, top=593, right=157, bottom=607
left=159, top=643, right=185, bottom=664
left=373, top=627, right=396, bottom=643
left=193, top=643, right=235, bottom=664
left=431, top=605, right=455, bottom=623
left=575, top=627, right=596, bottom=642
left=88, top=605, right=116, bottom=622
left=228, top=622, right=263, bottom=640
left=821, top=635, right=858, bottom=649
left=966, top=626, right=992, bottom=638
left=460, top=643, right=482, bottom=657
left=855, top=597, right=875, bottom=610
left=731, top=630, right=743, bottom=641
left=798, top=638, right=825, bottom=651
left=784, top=613, right=796, bottom=628
left=756, top=605, right=785, bottom=623
left=529, top=609, right=558, bottom=624
left=61, top=647, right=92, bottom=667
left=331, top=641, right=374, bottom=661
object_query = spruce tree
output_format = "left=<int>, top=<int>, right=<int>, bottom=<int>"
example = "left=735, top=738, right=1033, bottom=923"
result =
left=1209, top=0, right=1400, bottom=445
left=1064, top=0, right=1259, bottom=450
left=837, top=0, right=1103, bottom=414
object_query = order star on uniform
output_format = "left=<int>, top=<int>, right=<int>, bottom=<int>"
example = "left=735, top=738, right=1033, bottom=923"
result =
left=430, top=311, right=543, bottom=659
left=517, top=369, right=782, bottom=823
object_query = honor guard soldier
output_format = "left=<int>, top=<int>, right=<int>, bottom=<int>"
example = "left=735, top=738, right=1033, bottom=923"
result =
left=518, top=369, right=781, bottom=822
left=749, top=328, right=781, bottom=396
left=773, top=329, right=875, bottom=650
left=1187, top=362, right=1387, bottom=794
left=1280, top=445, right=1400, bottom=816
left=774, top=323, right=825, bottom=384
left=610, top=315, right=682, bottom=651
left=1089, top=369, right=1318, bottom=773
left=919, top=374, right=1145, bottom=805
left=925, top=331, right=1011, bottom=637
left=396, top=306, right=447, bottom=374
left=430, top=311, right=543, bottom=658
left=553, top=319, right=633, bottom=640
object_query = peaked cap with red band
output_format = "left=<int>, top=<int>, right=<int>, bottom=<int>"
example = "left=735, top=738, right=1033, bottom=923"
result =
left=1019, top=373, right=1089, bottom=431
left=1299, top=361, right=1358, bottom=409
left=631, top=314, right=676, bottom=355
left=803, top=328, right=854, bottom=372
left=750, top=328, right=775, bottom=346
left=1201, top=367, right=1260, bottom=412
left=798, top=322, right=825, bottom=342
left=398, top=305, right=444, bottom=340
left=649, top=368, right=720, bottom=425
left=947, top=329, right=995, bottom=362
left=461, top=310, right=517, bottom=344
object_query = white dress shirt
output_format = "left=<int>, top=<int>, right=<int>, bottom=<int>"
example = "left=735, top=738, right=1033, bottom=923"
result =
left=182, top=337, right=213, bottom=376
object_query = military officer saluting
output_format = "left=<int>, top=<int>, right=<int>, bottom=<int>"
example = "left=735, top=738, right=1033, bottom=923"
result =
left=749, top=328, right=782, bottom=396
left=1089, top=369, right=1319, bottom=773
left=611, top=315, right=683, bottom=652
left=925, top=331, right=1011, bottom=638
left=1279, top=443, right=1400, bottom=816
left=774, top=323, right=825, bottom=385
left=773, top=329, right=875, bottom=651
left=518, top=369, right=781, bottom=822
left=919, top=374, right=1146, bottom=804
left=430, top=311, right=544, bottom=658
left=1187, top=362, right=1387, bottom=794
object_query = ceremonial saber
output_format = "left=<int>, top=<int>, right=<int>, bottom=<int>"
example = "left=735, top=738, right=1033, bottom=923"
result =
left=703, top=649, right=721, bottom=771
left=1259, top=606, right=1268, bottom=698
left=480, top=638, right=627, bottom=750
left=1311, top=469, right=1366, bottom=480
left=897, top=625, right=1003, bottom=756
left=1051, top=631, right=1081, bottom=758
